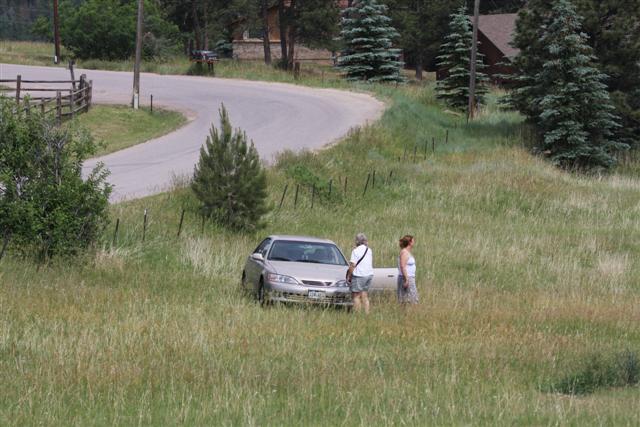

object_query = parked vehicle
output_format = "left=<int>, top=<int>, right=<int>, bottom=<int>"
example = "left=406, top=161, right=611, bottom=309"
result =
left=241, top=235, right=397, bottom=306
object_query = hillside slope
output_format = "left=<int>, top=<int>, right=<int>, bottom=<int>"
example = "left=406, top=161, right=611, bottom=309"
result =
left=1, top=85, right=639, bottom=425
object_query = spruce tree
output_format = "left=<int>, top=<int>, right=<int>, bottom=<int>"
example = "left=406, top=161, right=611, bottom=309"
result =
left=337, top=0, right=404, bottom=83
left=436, top=5, right=489, bottom=110
left=511, top=0, right=625, bottom=170
left=512, top=0, right=640, bottom=148
left=192, top=105, right=269, bottom=231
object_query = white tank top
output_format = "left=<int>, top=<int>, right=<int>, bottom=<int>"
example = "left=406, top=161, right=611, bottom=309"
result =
left=398, top=253, right=416, bottom=277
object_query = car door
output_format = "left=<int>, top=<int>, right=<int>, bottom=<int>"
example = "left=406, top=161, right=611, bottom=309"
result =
left=245, top=238, right=271, bottom=291
left=371, top=268, right=398, bottom=292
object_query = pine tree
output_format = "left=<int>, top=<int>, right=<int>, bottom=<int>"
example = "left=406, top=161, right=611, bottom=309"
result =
left=511, top=0, right=640, bottom=148
left=435, top=5, right=489, bottom=110
left=192, top=105, right=269, bottom=231
left=512, top=0, right=625, bottom=170
left=337, top=0, right=404, bottom=83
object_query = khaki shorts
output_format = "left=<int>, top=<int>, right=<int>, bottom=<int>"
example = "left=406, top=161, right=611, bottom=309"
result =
left=350, top=275, right=373, bottom=293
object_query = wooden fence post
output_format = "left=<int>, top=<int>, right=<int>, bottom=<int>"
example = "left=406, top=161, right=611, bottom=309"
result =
left=362, top=173, right=371, bottom=196
left=294, top=62, right=301, bottom=80
left=311, top=184, right=316, bottom=209
left=87, top=80, right=93, bottom=111
left=69, top=60, right=76, bottom=91
left=344, top=177, right=348, bottom=195
left=69, top=88, right=75, bottom=119
left=294, top=184, right=299, bottom=208
left=150, top=94, right=153, bottom=113
left=56, top=91, right=62, bottom=125
left=15, top=75, right=21, bottom=105
left=432, top=137, right=435, bottom=154
left=142, top=209, right=148, bottom=242
left=445, top=129, right=449, bottom=144
left=112, top=218, right=120, bottom=246
left=279, top=184, right=288, bottom=209
left=177, top=209, right=185, bottom=237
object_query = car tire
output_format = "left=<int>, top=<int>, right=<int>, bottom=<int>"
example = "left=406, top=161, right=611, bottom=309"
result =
left=257, top=278, right=266, bottom=306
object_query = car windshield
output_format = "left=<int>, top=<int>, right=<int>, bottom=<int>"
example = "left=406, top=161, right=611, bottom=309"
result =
left=267, top=240, right=347, bottom=266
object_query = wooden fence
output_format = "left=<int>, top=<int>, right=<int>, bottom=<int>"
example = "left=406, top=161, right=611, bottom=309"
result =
left=0, top=73, right=93, bottom=123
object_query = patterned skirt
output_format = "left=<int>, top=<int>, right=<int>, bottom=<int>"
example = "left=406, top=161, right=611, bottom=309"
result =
left=397, top=276, right=419, bottom=304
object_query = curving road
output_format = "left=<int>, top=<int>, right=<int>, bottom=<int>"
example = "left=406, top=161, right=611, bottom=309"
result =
left=1, top=63, right=384, bottom=202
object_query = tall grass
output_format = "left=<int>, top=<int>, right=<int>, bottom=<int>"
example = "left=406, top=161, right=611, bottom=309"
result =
left=2, top=82, right=640, bottom=425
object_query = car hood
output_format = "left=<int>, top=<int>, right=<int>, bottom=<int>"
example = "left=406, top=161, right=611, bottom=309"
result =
left=268, top=261, right=348, bottom=284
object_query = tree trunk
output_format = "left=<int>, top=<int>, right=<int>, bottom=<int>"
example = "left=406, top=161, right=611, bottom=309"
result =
left=192, top=0, right=202, bottom=50
left=286, top=0, right=297, bottom=70
left=415, top=52, right=423, bottom=81
left=261, top=0, right=272, bottom=65
left=287, top=26, right=296, bottom=70
left=203, top=0, right=209, bottom=50
left=278, top=0, right=288, bottom=66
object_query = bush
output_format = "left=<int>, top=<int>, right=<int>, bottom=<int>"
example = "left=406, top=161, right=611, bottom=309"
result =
left=547, top=350, right=640, bottom=395
left=60, top=0, right=181, bottom=60
left=0, top=98, right=111, bottom=260
left=192, top=105, right=269, bottom=231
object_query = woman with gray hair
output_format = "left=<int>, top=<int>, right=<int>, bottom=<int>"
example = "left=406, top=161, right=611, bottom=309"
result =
left=346, top=233, right=373, bottom=313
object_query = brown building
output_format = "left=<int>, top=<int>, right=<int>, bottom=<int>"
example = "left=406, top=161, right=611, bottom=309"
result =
left=437, top=13, right=519, bottom=83
left=477, top=13, right=519, bottom=81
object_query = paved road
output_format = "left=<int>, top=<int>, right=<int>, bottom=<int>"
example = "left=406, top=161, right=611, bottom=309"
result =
left=1, top=63, right=384, bottom=202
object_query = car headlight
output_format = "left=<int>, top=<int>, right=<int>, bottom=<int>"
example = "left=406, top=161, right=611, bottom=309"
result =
left=335, top=280, right=349, bottom=288
left=267, top=273, right=299, bottom=285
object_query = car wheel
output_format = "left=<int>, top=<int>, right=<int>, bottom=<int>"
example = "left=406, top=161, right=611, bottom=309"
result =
left=257, top=278, right=266, bottom=306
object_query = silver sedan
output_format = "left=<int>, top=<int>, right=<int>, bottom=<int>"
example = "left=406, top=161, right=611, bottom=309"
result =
left=241, top=235, right=397, bottom=306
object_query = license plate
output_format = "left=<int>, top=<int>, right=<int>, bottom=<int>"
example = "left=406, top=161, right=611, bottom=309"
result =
left=308, top=290, right=326, bottom=300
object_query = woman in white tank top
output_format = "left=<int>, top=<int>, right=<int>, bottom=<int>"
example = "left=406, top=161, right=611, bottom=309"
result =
left=397, top=235, right=419, bottom=304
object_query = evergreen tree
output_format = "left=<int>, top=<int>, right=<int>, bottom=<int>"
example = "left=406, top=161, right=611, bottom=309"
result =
left=511, top=0, right=625, bottom=170
left=337, top=0, right=404, bottom=83
left=512, top=0, right=640, bottom=148
left=436, top=6, right=489, bottom=110
left=192, top=105, right=269, bottom=231
left=387, top=0, right=460, bottom=80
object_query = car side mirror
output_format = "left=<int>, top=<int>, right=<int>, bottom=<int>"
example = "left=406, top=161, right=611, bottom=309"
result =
left=251, top=253, right=264, bottom=261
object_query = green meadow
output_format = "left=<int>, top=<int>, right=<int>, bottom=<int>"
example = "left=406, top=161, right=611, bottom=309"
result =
left=1, top=75, right=640, bottom=424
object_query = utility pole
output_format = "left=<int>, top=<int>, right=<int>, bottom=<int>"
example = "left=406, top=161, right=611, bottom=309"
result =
left=467, top=0, right=480, bottom=122
left=53, top=0, right=61, bottom=64
left=132, top=0, right=144, bottom=109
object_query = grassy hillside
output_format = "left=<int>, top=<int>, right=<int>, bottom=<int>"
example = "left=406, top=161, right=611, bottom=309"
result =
left=1, top=83, right=640, bottom=425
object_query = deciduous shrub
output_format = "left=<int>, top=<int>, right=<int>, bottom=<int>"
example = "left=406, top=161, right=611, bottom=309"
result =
left=60, top=0, right=181, bottom=60
left=0, top=98, right=111, bottom=260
